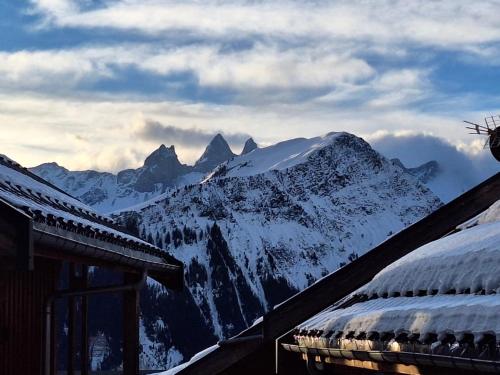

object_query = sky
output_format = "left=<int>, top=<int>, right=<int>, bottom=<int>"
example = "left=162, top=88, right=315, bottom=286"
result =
left=1, top=0, right=500, bottom=175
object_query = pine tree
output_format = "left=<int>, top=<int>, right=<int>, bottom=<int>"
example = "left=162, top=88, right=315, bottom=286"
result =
left=146, top=232, right=154, bottom=245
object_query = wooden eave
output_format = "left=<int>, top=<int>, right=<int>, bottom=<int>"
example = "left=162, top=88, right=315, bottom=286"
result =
left=0, top=197, right=184, bottom=290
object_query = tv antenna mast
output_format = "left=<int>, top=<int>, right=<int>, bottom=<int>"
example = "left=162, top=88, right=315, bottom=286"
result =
left=464, top=115, right=500, bottom=161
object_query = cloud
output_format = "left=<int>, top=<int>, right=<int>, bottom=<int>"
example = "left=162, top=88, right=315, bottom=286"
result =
left=0, top=87, right=497, bottom=176
left=29, top=1, right=500, bottom=57
left=316, top=68, right=431, bottom=108
left=370, top=133, right=498, bottom=201
left=0, top=43, right=374, bottom=95
left=0, top=49, right=106, bottom=89
left=136, top=120, right=250, bottom=147
left=0, top=0, right=495, bottom=176
left=139, top=43, right=375, bottom=90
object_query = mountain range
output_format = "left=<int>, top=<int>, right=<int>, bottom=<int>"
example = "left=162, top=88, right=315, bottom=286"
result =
left=32, top=134, right=260, bottom=213
left=31, top=133, right=445, bottom=214
left=30, top=132, right=443, bottom=370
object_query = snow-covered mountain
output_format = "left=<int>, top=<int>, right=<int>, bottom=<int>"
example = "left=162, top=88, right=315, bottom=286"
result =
left=391, top=158, right=440, bottom=184
left=111, top=132, right=441, bottom=369
left=30, top=135, right=236, bottom=213
left=29, top=131, right=443, bottom=370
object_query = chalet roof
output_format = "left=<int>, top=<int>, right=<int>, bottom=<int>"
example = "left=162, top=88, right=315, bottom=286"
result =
left=171, top=172, right=500, bottom=375
left=0, top=155, right=182, bottom=288
left=297, top=212, right=500, bottom=343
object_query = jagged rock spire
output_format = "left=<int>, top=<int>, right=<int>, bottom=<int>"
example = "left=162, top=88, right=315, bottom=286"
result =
left=134, top=144, right=190, bottom=192
left=194, top=134, right=235, bottom=173
left=241, top=138, right=258, bottom=155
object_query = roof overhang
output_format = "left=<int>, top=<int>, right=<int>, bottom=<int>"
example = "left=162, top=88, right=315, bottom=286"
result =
left=0, top=197, right=183, bottom=290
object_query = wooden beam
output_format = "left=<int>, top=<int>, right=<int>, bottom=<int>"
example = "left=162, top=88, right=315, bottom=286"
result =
left=123, top=272, right=140, bottom=375
left=81, top=265, right=89, bottom=375
left=0, top=198, right=33, bottom=271
left=177, top=172, right=500, bottom=375
left=67, top=264, right=77, bottom=375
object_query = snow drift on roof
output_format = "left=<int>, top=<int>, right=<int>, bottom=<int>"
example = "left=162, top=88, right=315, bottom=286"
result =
left=358, top=219, right=500, bottom=297
left=458, top=199, right=500, bottom=230
left=299, top=294, right=500, bottom=341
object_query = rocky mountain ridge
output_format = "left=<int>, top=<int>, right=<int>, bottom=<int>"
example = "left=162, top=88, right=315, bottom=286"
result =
left=31, top=134, right=251, bottom=212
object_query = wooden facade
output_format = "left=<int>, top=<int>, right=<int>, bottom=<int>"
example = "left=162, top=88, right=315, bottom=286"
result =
left=0, top=155, right=183, bottom=375
left=0, top=258, right=60, bottom=375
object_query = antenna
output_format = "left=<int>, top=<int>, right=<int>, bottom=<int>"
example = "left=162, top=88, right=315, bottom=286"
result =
left=465, top=115, right=500, bottom=162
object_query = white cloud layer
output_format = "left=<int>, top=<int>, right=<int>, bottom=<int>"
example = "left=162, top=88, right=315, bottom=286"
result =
left=30, top=0, right=500, bottom=52
left=0, top=43, right=375, bottom=92
left=371, top=133, right=499, bottom=201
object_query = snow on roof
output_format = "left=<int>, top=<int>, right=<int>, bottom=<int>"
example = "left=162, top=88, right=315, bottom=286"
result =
left=299, top=294, right=500, bottom=341
left=156, top=344, right=219, bottom=375
left=358, top=219, right=500, bottom=297
left=0, top=155, right=168, bottom=261
left=298, top=201, right=500, bottom=342
left=457, top=199, right=500, bottom=230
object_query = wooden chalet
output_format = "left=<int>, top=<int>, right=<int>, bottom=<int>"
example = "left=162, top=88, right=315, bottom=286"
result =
left=174, top=172, right=500, bottom=375
left=0, top=155, right=183, bottom=375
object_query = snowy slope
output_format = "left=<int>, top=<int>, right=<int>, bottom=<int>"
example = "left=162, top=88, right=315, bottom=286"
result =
left=208, top=132, right=344, bottom=178
left=115, top=132, right=441, bottom=369
left=31, top=162, right=167, bottom=213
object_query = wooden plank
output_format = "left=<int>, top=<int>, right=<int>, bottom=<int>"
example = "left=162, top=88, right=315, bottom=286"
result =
left=178, top=172, right=500, bottom=375
left=123, top=272, right=140, bottom=375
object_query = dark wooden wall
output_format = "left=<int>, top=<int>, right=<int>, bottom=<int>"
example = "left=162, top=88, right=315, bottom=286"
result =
left=0, top=257, right=60, bottom=375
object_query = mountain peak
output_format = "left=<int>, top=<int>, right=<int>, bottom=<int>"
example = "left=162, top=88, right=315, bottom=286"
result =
left=134, top=144, right=190, bottom=192
left=194, top=134, right=235, bottom=173
left=208, top=133, right=230, bottom=150
left=144, top=144, right=177, bottom=167
left=30, top=161, right=68, bottom=175
left=241, top=138, right=258, bottom=155
left=391, top=158, right=440, bottom=184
